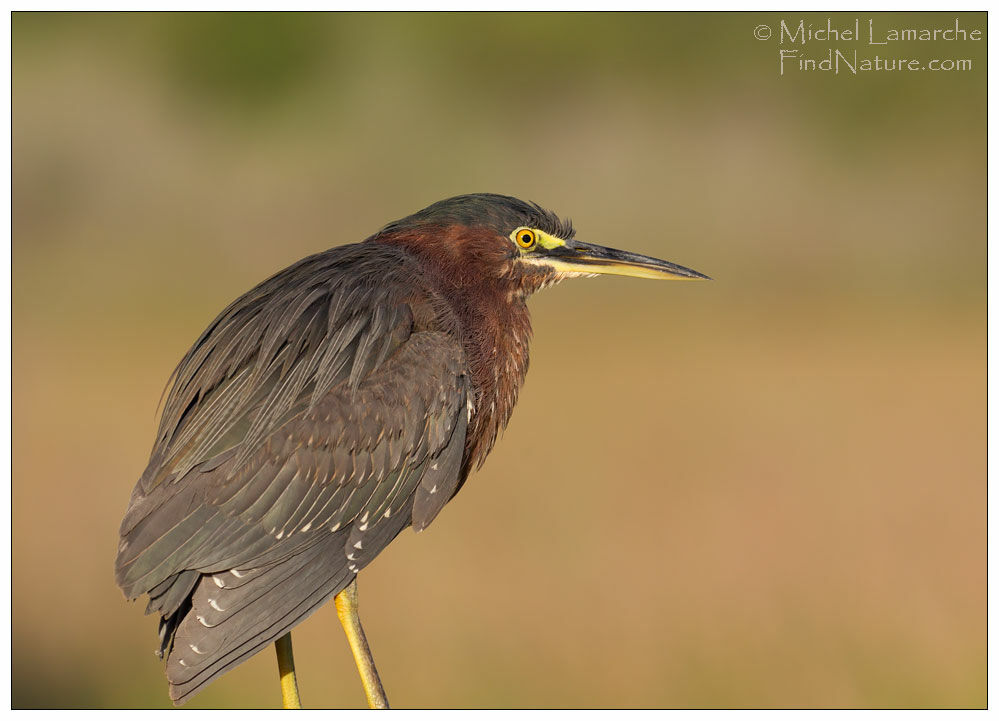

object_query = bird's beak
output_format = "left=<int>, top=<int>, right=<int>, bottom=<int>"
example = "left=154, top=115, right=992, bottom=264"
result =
left=534, top=239, right=711, bottom=281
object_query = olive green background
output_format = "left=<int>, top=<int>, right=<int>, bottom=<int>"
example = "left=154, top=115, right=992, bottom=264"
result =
left=13, top=12, right=985, bottom=709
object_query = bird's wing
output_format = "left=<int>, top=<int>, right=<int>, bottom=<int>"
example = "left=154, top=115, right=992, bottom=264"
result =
left=114, top=245, right=475, bottom=702
left=115, top=243, right=472, bottom=620
left=160, top=331, right=471, bottom=703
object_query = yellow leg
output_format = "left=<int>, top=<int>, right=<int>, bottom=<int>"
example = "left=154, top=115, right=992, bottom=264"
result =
left=275, top=632, right=302, bottom=709
left=335, top=579, right=390, bottom=709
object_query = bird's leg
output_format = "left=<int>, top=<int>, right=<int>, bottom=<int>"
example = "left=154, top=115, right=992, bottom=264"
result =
left=275, top=632, right=302, bottom=709
left=335, top=579, right=390, bottom=709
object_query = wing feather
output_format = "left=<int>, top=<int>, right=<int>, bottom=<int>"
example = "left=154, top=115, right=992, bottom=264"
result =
left=115, top=244, right=476, bottom=703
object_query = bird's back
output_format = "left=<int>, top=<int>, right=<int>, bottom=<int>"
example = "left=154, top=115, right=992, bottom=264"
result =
left=115, top=242, right=477, bottom=702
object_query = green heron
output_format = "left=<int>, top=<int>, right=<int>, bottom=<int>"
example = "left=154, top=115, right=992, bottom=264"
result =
left=115, top=193, right=708, bottom=708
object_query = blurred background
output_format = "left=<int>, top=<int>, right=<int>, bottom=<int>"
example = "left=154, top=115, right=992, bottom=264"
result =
left=13, top=11, right=984, bottom=709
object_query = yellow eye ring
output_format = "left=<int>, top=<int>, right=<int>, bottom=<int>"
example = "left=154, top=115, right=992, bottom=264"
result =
left=515, top=228, right=536, bottom=249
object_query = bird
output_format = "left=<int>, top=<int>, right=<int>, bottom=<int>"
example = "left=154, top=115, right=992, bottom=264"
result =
left=114, top=193, right=708, bottom=708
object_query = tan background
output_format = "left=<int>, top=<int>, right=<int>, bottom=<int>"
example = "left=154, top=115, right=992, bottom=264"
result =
left=13, top=12, right=984, bottom=708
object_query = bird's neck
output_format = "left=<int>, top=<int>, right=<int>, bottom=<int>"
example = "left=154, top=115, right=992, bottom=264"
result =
left=447, top=280, right=532, bottom=471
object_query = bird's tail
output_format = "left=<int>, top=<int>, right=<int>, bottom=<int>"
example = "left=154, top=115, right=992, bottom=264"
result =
left=164, top=531, right=355, bottom=704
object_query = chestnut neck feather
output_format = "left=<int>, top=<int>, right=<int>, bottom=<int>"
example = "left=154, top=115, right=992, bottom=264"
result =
left=373, top=225, right=550, bottom=470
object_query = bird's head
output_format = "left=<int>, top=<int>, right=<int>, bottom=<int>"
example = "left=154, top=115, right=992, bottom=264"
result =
left=369, top=193, right=709, bottom=297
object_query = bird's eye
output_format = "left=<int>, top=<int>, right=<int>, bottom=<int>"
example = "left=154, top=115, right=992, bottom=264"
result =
left=515, top=229, right=536, bottom=249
